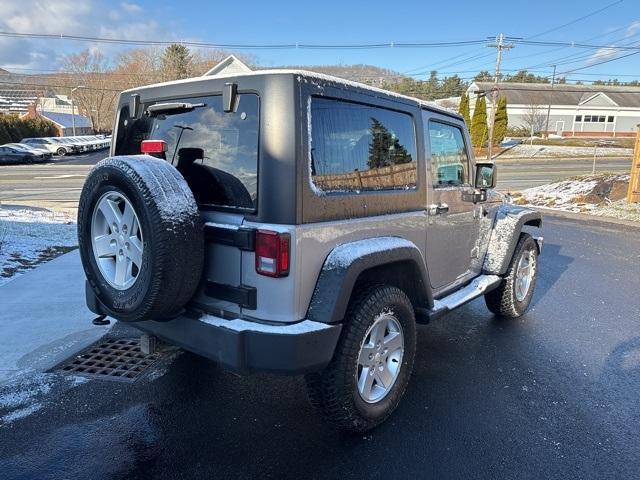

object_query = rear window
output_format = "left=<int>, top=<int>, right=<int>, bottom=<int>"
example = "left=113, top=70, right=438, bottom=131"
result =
left=310, top=97, right=417, bottom=193
left=115, top=94, right=259, bottom=211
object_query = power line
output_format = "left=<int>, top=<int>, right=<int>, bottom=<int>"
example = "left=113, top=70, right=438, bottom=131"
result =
left=0, top=31, right=488, bottom=50
left=558, top=49, right=640, bottom=75
left=0, top=80, right=121, bottom=92
left=524, top=0, right=624, bottom=40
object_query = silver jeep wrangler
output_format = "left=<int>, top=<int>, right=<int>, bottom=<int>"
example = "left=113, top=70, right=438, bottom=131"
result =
left=78, top=70, right=542, bottom=431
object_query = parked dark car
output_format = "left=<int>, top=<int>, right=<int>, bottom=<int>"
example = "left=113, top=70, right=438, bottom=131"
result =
left=0, top=144, right=52, bottom=165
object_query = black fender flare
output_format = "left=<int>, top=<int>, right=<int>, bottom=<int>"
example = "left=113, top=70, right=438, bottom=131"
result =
left=306, top=237, right=432, bottom=324
left=483, top=205, right=542, bottom=275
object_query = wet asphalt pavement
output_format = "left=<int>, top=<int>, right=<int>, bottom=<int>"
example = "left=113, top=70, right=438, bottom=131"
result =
left=1, top=216, right=640, bottom=480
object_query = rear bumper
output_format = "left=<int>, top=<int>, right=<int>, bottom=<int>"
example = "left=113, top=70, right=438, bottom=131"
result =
left=86, top=283, right=341, bottom=374
left=134, top=314, right=342, bottom=375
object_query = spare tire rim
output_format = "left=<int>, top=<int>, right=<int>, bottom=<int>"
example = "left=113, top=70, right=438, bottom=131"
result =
left=515, top=249, right=535, bottom=302
left=91, top=191, right=144, bottom=290
left=356, top=312, right=404, bottom=404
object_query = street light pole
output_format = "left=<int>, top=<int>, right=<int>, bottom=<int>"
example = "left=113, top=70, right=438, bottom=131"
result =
left=70, top=86, right=86, bottom=136
left=543, top=65, right=557, bottom=139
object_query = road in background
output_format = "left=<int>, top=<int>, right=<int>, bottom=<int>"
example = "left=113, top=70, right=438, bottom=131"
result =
left=0, top=153, right=632, bottom=211
left=1, top=217, right=639, bottom=479
left=496, top=157, right=631, bottom=192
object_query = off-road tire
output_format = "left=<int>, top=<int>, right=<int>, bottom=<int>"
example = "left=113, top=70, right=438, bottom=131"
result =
left=78, top=155, right=204, bottom=322
left=56, top=147, right=67, bottom=156
left=305, top=285, right=416, bottom=432
left=485, top=233, right=538, bottom=318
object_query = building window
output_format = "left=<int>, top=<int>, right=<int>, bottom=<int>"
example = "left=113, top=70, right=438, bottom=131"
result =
left=575, top=115, right=582, bottom=122
left=584, top=115, right=591, bottom=122
left=598, top=115, right=606, bottom=122
left=310, top=97, right=417, bottom=193
left=607, top=116, right=614, bottom=123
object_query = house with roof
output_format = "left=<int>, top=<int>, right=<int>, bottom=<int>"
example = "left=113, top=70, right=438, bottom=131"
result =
left=21, top=105, right=93, bottom=136
left=467, top=82, right=640, bottom=137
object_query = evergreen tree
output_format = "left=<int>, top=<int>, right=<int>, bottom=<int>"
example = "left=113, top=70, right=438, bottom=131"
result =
left=471, top=96, right=488, bottom=147
left=367, top=118, right=411, bottom=169
left=492, top=96, right=508, bottom=146
left=458, top=93, right=471, bottom=128
left=161, top=44, right=192, bottom=80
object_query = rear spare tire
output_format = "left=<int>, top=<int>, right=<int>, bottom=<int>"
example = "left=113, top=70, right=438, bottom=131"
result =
left=78, top=155, right=204, bottom=322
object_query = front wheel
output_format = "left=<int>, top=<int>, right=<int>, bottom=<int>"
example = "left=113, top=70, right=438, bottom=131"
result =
left=56, top=147, right=67, bottom=156
left=305, top=285, right=416, bottom=432
left=485, top=233, right=538, bottom=318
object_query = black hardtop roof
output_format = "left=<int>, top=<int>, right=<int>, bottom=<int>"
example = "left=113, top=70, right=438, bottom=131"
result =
left=123, top=69, right=463, bottom=121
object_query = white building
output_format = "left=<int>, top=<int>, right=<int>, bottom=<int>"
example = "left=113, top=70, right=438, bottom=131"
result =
left=37, top=95, right=79, bottom=115
left=468, top=82, right=640, bottom=137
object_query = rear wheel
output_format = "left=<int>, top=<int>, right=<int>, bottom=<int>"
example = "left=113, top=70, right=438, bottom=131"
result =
left=305, top=285, right=416, bottom=432
left=485, top=233, right=538, bottom=318
left=56, top=147, right=67, bottom=156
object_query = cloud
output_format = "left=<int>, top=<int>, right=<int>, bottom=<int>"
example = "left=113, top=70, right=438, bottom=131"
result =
left=626, top=20, right=640, bottom=37
left=585, top=19, right=640, bottom=66
left=0, top=0, right=164, bottom=70
left=121, top=2, right=143, bottom=14
left=586, top=46, right=620, bottom=65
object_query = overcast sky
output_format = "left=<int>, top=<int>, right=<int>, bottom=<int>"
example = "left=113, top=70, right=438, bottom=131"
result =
left=0, top=0, right=638, bottom=82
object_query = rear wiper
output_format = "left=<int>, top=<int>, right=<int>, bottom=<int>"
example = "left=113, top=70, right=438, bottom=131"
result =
left=145, top=102, right=206, bottom=116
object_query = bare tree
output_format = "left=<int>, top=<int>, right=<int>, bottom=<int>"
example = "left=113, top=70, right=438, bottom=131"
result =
left=522, top=102, right=547, bottom=135
left=61, top=50, right=119, bottom=132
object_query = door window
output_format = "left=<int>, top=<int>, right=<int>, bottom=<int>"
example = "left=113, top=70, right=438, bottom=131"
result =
left=426, top=120, right=470, bottom=187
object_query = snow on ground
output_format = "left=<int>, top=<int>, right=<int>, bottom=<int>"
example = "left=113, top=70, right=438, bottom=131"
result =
left=499, top=144, right=633, bottom=159
left=0, top=205, right=77, bottom=286
left=0, top=372, right=89, bottom=425
left=515, top=173, right=640, bottom=222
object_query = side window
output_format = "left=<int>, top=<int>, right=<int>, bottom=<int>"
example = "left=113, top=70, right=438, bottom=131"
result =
left=310, top=97, right=417, bottom=193
left=426, top=119, right=470, bottom=187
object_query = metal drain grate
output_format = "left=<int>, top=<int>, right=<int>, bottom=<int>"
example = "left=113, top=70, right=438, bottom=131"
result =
left=59, top=338, right=161, bottom=381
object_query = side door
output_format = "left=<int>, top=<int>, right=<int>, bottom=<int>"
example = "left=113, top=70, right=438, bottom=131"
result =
left=423, top=111, right=481, bottom=291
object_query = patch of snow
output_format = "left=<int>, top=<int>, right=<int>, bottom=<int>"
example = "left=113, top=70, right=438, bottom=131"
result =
left=200, top=315, right=332, bottom=334
left=307, top=96, right=325, bottom=196
left=96, top=156, right=199, bottom=226
left=0, top=206, right=77, bottom=286
left=483, top=207, right=534, bottom=273
left=0, top=372, right=52, bottom=424
left=325, top=237, right=416, bottom=270
left=2, top=402, right=43, bottom=423
left=0, top=374, right=51, bottom=409
left=517, top=173, right=640, bottom=222
left=204, top=222, right=240, bottom=231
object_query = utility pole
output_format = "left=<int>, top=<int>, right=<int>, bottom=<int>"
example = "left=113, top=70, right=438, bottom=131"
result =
left=543, top=64, right=557, bottom=139
left=627, top=125, right=640, bottom=203
left=70, top=85, right=86, bottom=136
left=486, top=33, right=513, bottom=160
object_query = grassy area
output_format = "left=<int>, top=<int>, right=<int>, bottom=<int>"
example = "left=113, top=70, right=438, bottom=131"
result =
left=528, top=137, right=635, bottom=148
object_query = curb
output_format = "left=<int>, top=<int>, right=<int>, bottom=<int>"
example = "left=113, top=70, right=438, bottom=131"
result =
left=531, top=206, right=640, bottom=229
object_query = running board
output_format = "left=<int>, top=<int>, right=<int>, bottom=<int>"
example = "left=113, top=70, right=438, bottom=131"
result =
left=416, top=275, right=502, bottom=323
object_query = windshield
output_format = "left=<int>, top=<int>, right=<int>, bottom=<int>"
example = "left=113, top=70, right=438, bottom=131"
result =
left=115, top=93, right=259, bottom=211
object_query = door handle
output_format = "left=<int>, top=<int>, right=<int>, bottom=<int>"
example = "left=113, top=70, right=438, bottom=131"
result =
left=429, top=203, right=449, bottom=215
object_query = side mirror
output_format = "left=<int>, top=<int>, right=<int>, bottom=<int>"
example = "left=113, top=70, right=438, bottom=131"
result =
left=475, top=162, right=497, bottom=189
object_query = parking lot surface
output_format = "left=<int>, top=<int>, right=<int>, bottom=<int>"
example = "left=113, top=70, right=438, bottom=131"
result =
left=1, top=216, right=639, bottom=479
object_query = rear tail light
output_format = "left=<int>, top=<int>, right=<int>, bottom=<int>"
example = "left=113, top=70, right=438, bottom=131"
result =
left=255, top=230, right=290, bottom=277
left=140, top=140, right=167, bottom=156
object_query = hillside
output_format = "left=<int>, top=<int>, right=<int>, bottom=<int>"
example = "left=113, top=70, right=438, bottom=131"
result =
left=271, top=63, right=406, bottom=86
